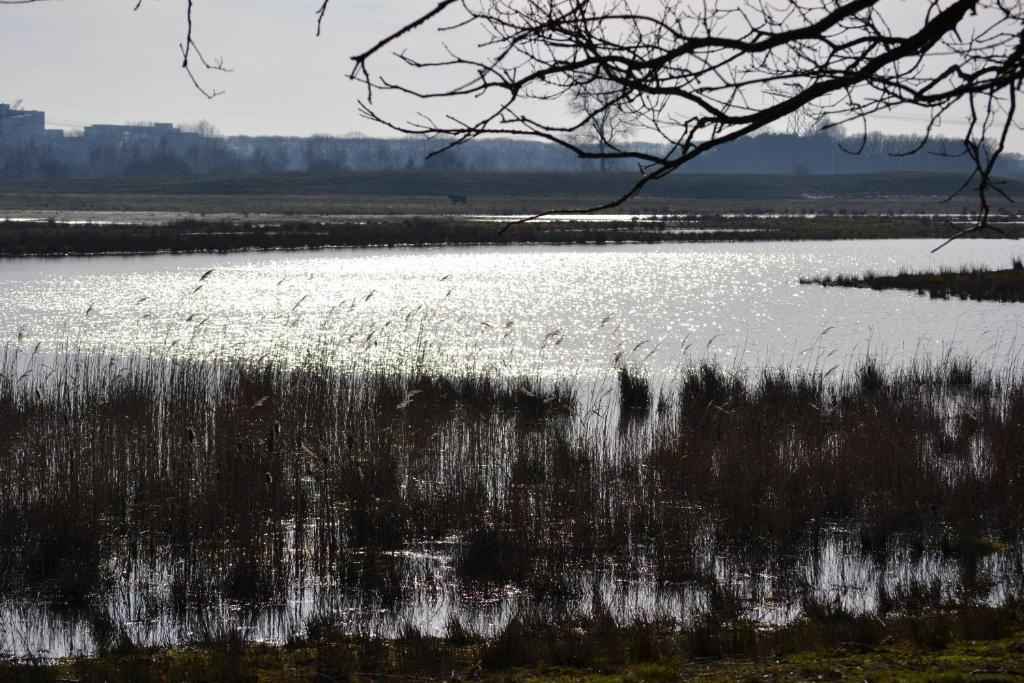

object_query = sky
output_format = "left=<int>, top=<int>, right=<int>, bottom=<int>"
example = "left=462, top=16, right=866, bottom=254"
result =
left=0, top=0, right=435, bottom=137
left=0, top=0, right=1020, bottom=151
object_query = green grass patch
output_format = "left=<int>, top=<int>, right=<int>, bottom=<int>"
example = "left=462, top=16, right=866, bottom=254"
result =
left=4, top=608, right=1024, bottom=681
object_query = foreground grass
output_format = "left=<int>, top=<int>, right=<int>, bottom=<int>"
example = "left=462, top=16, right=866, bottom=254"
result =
left=3, top=349, right=1024, bottom=673
left=4, top=608, right=1024, bottom=681
left=804, top=260, right=1024, bottom=303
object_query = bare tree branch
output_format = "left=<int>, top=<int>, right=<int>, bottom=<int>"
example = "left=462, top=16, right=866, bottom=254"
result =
left=347, top=0, right=1023, bottom=235
left=315, top=0, right=330, bottom=36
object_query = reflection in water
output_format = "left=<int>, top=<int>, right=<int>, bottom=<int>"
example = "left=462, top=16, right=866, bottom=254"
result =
left=4, top=537, right=1015, bottom=659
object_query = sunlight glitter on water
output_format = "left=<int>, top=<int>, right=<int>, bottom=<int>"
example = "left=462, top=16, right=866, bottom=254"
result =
left=2, top=240, right=1024, bottom=380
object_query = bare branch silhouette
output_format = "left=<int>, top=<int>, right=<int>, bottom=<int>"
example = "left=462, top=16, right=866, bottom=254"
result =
left=345, top=0, right=1023, bottom=239
left=177, top=0, right=229, bottom=99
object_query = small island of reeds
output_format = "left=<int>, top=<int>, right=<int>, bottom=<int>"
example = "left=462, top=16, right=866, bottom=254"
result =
left=802, top=257, right=1024, bottom=303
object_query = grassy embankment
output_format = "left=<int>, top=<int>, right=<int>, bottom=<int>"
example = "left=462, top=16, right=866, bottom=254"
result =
left=804, top=258, right=1024, bottom=303
left=2, top=171, right=1020, bottom=255
left=1, top=170, right=1021, bottom=216
left=1, top=345, right=1023, bottom=679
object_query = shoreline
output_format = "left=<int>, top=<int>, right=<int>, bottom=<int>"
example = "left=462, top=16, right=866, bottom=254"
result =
left=5, top=606, right=1023, bottom=680
left=2, top=215, right=1021, bottom=257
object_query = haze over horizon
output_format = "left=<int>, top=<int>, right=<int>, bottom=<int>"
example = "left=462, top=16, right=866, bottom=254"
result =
left=2, top=0, right=1021, bottom=153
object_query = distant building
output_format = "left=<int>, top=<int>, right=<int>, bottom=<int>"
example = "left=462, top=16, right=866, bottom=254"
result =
left=82, top=122, right=181, bottom=144
left=0, top=103, right=46, bottom=143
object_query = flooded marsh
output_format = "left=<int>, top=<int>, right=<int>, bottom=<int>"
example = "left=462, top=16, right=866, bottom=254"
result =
left=1, top=349, right=1023, bottom=657
left=2, top=238, right=1024, bottom=660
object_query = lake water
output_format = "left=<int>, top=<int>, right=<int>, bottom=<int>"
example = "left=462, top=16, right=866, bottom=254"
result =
left=2, top=239, right=1023, bottom=382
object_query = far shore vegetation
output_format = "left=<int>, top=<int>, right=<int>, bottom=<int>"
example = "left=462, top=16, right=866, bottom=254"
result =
left=1, top=169, right=1021, bottom=217
left=1, top=216, right=1021, bottom=257
left=0, top=171, right=1020, bottom=256
left=804, top=258, right=1024, bottom=303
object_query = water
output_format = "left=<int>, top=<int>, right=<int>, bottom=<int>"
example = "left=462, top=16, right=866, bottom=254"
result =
left=5, top=535, right=1015, bottom=659
left=4, top=209, right=1021, bottom=225
left=2, top=240, right=1023, bottom=380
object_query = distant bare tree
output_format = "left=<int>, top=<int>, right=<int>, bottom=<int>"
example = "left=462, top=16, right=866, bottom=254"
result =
left=180, top=120, right=220, bottom=138
left=568, top=72, right=634, bottom=172
left=341, top=0, right=1022, bottom=238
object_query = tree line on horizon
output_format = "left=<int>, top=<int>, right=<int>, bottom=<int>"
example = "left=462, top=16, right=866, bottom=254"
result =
left=1, top=115, right=1020, bottom=182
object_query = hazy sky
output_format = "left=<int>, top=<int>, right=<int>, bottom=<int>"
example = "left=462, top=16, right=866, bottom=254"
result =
left=1, top=0, right=1020, bottom=151
left=1, top=0, right=436, bottom=137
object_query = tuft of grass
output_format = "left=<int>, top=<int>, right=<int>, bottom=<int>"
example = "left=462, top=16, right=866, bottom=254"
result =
left=617, top=364, right=652, bottom=412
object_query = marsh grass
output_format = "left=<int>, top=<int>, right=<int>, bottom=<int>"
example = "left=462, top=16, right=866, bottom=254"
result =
left=0, top=217, right=742, bottom=256
left=803, top=259, right=1024, bottom=302
left=1, top=347, right=1023, bottom=658
left=3, top=213, right=1023, bottom=256
left=617, top=364, right=652, bottom=413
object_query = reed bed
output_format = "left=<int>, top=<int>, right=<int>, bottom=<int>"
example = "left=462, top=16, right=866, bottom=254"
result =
left=803, top=258, right=1024, bottom=302
left=3, top=215, right=1022, bottom=256
left=1, top=347, right=1022, bottom=658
